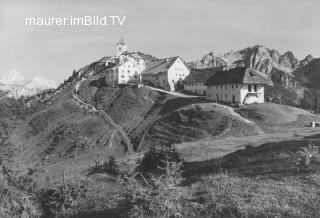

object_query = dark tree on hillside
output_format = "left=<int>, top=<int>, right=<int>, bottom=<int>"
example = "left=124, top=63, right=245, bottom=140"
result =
left=315, top=97, right=318, bottom=114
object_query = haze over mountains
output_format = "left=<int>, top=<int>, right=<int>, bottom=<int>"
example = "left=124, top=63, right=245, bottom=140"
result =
left=0, top=69, right=57, bottom=98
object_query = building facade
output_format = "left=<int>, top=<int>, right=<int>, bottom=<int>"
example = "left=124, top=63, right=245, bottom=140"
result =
left=183, top=68, right=219, bottom=95
left=105, top=38, right=146, bottom=86
left=141, top=56, right=190, bottom=91
left=205, top=67, right=270, bottom=104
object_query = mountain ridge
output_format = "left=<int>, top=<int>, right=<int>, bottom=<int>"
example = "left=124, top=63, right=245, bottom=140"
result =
left=190, top=44, right=315, bottom=74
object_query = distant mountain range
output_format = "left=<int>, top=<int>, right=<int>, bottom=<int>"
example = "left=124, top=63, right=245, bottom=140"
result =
left=190, top=45, right=315, bottom=73
left=190, top=45, right=318, bottom=85
left=0, top=69, right=57, bottom=98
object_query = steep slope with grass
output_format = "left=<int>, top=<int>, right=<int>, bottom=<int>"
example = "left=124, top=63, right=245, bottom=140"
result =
left=139, top=103, right=263, bottom=150
left=4, top=86, right=126, bottom=178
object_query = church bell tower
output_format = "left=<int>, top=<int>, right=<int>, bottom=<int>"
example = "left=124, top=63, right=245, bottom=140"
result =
left=116, top=37, right=127, bottom=57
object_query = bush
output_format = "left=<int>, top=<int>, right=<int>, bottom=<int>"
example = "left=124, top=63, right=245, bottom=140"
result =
left=88, top=156, right=119, bottom=176
left=38, top=177, right=92, bottom=217
left=118, top=160, right=185, bottom=217
left=137, top=144, right=182, bottom=172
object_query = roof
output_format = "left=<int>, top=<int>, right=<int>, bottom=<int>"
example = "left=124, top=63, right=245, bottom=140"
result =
left=121, top=51, right=142, bottom=60
left=184, top=68, right=218, bottom=84
left=117, top=37, right=126, bottom=46
left=205, top=67, right=271, bottom=86
left=141, top=57, right=180, bottom=75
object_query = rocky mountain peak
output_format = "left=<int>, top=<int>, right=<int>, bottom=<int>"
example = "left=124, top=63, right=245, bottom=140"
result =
left=299, top=54, right=314, bottom=66
left=279, top=51, right=298, bottom=69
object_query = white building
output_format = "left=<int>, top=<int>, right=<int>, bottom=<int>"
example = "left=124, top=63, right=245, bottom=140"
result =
left=205, top=67, right=270, bottom=104
left=105, top=38, right=146, bottom=86
left=105, top=59, right=142, bottom=86
left=184, top=68, right=220, bottom=95
left=141, top=56, right=190, bottom=91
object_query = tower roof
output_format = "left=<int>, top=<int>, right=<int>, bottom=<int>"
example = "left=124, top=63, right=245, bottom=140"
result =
left=117, top=37, right=126, bottom=46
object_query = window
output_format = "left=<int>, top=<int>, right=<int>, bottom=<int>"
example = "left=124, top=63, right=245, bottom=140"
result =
left=135, top=75, right=137, bottom=78
left=254, top=85, right=257, bottom=92
left=232, top=84, right=234, bottom=89
left=236, top=84, right=238, bottom=88
left=248, top=85, right=252, bottom=92
left=225, top=94, right=228, bottom=99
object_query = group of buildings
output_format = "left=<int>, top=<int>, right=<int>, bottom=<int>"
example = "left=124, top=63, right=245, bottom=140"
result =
left=104, top=38, right=270, bottom=104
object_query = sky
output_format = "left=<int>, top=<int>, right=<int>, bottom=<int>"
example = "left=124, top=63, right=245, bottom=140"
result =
left=0, top=0, right=319, bottom=83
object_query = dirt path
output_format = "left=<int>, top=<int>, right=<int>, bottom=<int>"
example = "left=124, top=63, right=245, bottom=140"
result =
left=144, top=85, right=198, bottom=98
left=73, top=79, right=134, bottom=153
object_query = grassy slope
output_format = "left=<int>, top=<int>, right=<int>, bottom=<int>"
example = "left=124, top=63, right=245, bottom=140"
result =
left=236, top=102, right=320, bottom=132
left=177, top=103, right=320, bottom=161
left=171, top=103, right=320, bottom=217
left=4, top=86, right=129, bottom=183
left=140, top=103, right=263, bottom=150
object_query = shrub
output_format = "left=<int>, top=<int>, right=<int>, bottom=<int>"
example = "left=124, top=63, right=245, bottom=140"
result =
left=118, top=160, right=185, bottom=217
left=38, top=177, right=92, bottom=217
left=137, top=144, right=182, bottom=172
left=297, top=141, right=320, bottom=167
left=88, top=156, right=119, bottom=176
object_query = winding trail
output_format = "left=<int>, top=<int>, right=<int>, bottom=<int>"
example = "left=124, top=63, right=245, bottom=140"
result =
left=73, top=79, right=134, bottom=153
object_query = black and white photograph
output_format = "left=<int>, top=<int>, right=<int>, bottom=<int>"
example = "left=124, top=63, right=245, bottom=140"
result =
left=1, top=0, right=320, bottom=217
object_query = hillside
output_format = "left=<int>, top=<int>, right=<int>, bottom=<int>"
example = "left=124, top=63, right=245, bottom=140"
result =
left=140, top=103, right=263, bottom=150
left=236, top=103, right=319, bottom=132
left=293, top=58, right=320, bottom=88
left=2, top=54, right=320, bottom=217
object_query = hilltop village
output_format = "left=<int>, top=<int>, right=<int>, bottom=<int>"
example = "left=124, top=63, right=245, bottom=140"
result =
left=2, top=37, right=320, bottom=218
left=104, top=38, right=270, bottom=105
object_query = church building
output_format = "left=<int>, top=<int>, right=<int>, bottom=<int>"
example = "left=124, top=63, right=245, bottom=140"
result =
left=105, top=38, right=146, bottom=86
